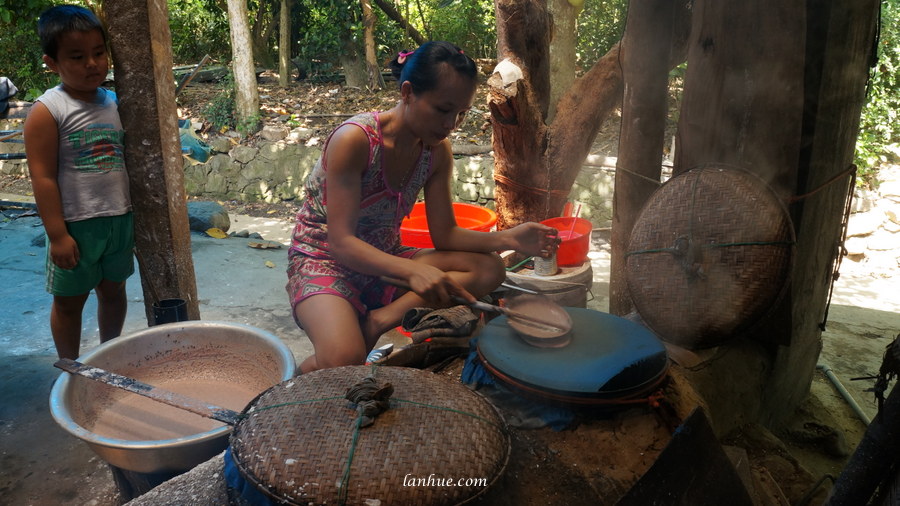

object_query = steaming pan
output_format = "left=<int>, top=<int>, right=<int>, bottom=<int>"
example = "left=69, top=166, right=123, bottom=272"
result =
left=477, top=307, right=668, bottom=403
left=504, top=293, right=573, bottom=347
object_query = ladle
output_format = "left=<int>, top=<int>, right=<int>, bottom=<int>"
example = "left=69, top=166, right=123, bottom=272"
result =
left=54, top=358, right=241, bottom=425
left=380, top=276, right=571, bottom=334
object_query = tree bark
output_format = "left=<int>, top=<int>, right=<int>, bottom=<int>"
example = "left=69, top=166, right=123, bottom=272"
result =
left=278, top=0, right=291, bottom=86
left=226, top=0, right=260, bottom=131
left=674, top=1, right=804, bottom=195
left=251, top=2, right=275, bottom=68
left=361, top=0, right=384, bottom=91
left=341, top=39, right=368, bottom=88
left=490, top=0, right=689, bottom=231
left=372, top=0, right=426, bottom=46
left=489, top=0, right=618, bottom=229
left=103, top=0, right=199, bottom=322
left=547, top=0, right=577, bottom=122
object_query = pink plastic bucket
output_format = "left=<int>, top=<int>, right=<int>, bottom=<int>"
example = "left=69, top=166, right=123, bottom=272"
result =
left=541, top=217, right=592, bottom=266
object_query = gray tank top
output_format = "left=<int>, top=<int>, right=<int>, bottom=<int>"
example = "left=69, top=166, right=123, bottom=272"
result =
left=36, top=85, right=131, bottom=222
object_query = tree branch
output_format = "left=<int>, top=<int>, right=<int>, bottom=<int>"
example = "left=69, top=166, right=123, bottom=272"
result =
left=371, top=0, right=426, bottom=46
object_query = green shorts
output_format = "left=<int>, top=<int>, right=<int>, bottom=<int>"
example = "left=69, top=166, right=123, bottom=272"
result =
left=46, top=212, right=135, bottom=296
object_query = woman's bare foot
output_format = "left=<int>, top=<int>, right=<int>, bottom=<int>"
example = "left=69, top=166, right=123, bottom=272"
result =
left=361, top=307, right=399, bottom=350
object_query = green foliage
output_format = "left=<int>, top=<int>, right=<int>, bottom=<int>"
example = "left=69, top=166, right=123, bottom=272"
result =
left=291, top=0, right=361, bottom=77
left=856, top=0, right=900, bottom=187
left=417, top=0, right=496, bottom=57
left=168, top=0, right=231, bottom=64
left=0, top=0, right=82, bottom=100
left=202, top=73, right=235, bottom=131
left=236, top=113, right=261, bottom=136
left=576, top=0, right=627, bottom=69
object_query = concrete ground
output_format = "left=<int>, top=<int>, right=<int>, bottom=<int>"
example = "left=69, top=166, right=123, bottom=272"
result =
left=0, top=202, right=315, bottom=505
left=1, top=195, right=898, bottom=504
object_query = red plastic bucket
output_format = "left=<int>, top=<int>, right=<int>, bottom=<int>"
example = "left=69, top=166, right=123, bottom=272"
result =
left=541, top=217, right=592, bottom=266
left=400, top=202, right=498, bottom=248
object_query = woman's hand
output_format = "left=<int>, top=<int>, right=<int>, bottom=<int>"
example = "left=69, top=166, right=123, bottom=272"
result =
left=406, top=264, right=476, bottom=305
left=507, top=222, right=560, bottom=258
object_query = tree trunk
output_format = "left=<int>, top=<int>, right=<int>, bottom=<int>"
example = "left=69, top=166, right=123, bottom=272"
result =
left=278, top=0, right=291, bottom=86
left=764, top=0, right=879, bottom=426
left=226, top=0, right=260, bottom=132
left=490, top=0, right=689, bottom=231
left=361, top=0, right=384, bottom=91
left=341, top=39, right=368, bottom=89
left=489, top=0, right=617, bottom=229
left=547, top=0, right=577, bottom=122
left=608, top=0, right=681, bottom=315
left=103, top=0, right=200, bottom=322
left=372, top=0, right=426, bottom=46
left=251, top=2, right=275, bottom=68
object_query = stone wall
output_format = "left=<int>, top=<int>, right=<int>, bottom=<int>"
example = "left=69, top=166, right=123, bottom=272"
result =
left=844, top=164, right=900, bottom=274
left=182, top=125, right=617, bottom=227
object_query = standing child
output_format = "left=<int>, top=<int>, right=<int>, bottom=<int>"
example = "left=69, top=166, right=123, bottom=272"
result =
left=288, top=41, right=560, bottom=373
left=24, top=5, right=133, bottom=360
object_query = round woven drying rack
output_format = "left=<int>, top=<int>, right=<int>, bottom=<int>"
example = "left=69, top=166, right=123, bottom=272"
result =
left=625, top=165, right=795, bottom=349
left=229, top=365, right=510, bottom=505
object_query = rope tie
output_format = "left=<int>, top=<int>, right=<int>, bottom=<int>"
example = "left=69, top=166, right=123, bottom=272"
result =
left=788, top=164, right=858, bottom=204
left=616, top=165, right=664, bottom=186
left=344, top=374, right=394, bottom=428
left=493, top=172, right=569, bottom=198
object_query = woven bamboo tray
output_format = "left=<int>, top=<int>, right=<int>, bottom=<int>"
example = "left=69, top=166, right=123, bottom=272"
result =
left=625, top=166, right=794, bottom=349
left=229, top=365, right=509, bottom=505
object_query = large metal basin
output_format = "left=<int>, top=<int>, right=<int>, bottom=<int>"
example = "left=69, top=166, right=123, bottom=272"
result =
left=49, top=321, right=296, bottom=473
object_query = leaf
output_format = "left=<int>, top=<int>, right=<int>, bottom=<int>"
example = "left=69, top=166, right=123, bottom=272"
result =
left=264, top=260, right=276, bottom=268
left=248, top=241, right=282, bottom=249
left=206, top=227, right=228, bottom=238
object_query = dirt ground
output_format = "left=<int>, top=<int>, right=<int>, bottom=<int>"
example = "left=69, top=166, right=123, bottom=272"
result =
left=1, top=76, right=897, bottom=504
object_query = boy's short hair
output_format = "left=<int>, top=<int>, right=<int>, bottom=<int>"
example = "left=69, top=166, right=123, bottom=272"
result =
left=38, top=5, right=105, bottom=60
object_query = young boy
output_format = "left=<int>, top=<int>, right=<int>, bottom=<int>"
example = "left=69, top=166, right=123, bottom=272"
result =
left=24, top=5, right=133, bottom=360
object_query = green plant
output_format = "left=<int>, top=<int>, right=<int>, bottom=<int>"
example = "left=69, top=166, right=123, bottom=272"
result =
left=428, top=0, right=496, bottom=57
left=202, top=73, right=235, bottom=132
left=167, top=0, right=231, bottom=64
left=286, top=113, right=303, bottom=127
left=576, top=0, right=627, bottom=70
left=855, top=0, right=900, bottom=187
left=236, top=113, right=261, bottom=136
left=0, top=0, right=82, bottom=100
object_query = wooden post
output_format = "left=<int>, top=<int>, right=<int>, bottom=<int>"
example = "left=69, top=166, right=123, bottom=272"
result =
left=671, top=0, right=878, bottom=427
left=103, top=0, right=200, bottom=323
left=763, top=0, right=879, bottom=425
left=674, top=0, right=805, bottom=195
left=609, top=0, right=678, bottom=316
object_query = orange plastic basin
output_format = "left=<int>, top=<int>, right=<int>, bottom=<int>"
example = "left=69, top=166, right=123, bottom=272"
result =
left=541, top=217, right=592, bottom=266
left=400, top=202, right=498, bottom=248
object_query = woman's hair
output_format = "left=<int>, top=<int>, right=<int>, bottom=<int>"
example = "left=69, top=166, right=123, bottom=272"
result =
left=38, top=5, right=106, bottom=60
left=388, top=41, right=477, bottom=94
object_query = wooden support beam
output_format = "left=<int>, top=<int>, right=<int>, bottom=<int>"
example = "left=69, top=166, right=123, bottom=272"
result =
left=674, top=0, right=805, bottom=196
left=609, top=0, right=679, bottom=316
left=764, top=0, right=880, bottom=425
left=670, top=0, right=878, bottom=428
left=103, top=0, right=200, bottom=322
